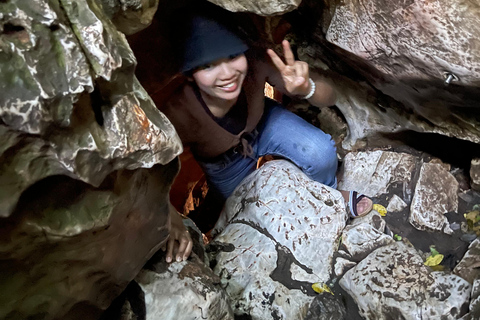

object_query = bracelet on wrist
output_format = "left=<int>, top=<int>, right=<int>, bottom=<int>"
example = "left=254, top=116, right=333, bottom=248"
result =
left=302, top=78, right=316, bottom=100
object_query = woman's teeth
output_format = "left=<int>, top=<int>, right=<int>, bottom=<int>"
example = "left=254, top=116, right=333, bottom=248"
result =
left=222, top=83, right=235, bottom=88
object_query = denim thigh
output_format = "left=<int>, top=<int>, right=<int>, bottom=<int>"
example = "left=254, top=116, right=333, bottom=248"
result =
left=198, top=102, right=338, bottom=199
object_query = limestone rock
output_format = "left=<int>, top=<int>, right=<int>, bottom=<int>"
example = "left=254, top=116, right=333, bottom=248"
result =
left=470, top=158, right=480, bottom=192
left=99, top=0, right=159, bottom=35
left=387, top=194, right=408, bottom=213
left=338, top=151, right=416, bottom=198
left=136, top=254, right=233, bottom=320
left=0, top=0, right=182, bottom=319
left=325, top=0, right=480, bottom=85
left=409, top=163, right=459, bottom=234
left=0, top=163, right=177, bottom=320
left=304, top=294, right=347, bottom=320
left=334, top=257, right=356, bottom=278
left=340, top=242, right=471, bottom=319
left=207, top=0, right=301, bottom=16
left=211, top=160, right=347, bottom=319
left=461, top=279, right=480, bottom=320
left=454, top=239, right=480, bottom=285
left=342, top=218, right=394, bottom=261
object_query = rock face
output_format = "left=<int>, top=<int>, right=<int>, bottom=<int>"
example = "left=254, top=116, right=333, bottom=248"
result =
left=136, top=251, right=233, bottom=320
left=340, top=241, right=471, bottom=320
left=0, top=0, right=181, bottom=319
left=210, top=160, right=347, bottom=319
left=338, top=151, right=417, bottom=198
left=409, top=162, right=459, bottom=234
left=207, top=0, right=301, bottom=15
left=99, top=0, right=159, bottom=35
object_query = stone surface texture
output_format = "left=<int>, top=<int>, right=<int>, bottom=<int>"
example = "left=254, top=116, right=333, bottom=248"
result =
left=100, top=0, right=159, bottom=35
left=338, top=151, right=416, bottom=198
left=207, top=0, right=301, bottom=16
left=0, top=0, right=181, bottom=319
left=340, top=241, right=472, bottom=320
left=409, top=162, right=459, bottom=234
left=136, top=255, right=234, bottom=320
left=454, top=239, right=480, bottom=285
left=322, top=0, right=480, bottom=146
left=387, top=194, right=408, bottom=213
left=210, top=160, right=347, bottom=319
left=471, top=159, right=480, bottom=192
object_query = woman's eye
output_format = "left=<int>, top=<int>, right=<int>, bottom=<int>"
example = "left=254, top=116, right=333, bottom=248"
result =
left=229, top=53, right=240, bottom=60
left=198, top=63, right=214, bottom=71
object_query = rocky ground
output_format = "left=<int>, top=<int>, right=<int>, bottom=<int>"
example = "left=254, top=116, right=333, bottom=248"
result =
left=104, top=140, right=480, bottom=319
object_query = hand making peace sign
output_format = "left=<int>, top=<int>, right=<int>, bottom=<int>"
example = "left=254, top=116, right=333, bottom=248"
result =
left=267, top=40, right=312, bottom=97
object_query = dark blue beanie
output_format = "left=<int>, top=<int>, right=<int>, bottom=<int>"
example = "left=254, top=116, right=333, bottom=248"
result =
left=180, top=15, right=249, bottom=73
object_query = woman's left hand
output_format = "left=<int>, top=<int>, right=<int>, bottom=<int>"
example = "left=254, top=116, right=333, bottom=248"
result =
left=267, top=40, right=311, bottom=97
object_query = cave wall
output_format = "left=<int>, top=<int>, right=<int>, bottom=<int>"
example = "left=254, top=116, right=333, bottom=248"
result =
left=0, top=0, right=182, bottom=319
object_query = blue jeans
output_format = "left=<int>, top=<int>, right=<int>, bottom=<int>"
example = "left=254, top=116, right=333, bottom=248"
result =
left=197, top=101, right=338, bottom=199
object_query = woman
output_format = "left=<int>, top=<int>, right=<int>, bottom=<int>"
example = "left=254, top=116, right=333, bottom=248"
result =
left=161, top=9, right=372, bottom=263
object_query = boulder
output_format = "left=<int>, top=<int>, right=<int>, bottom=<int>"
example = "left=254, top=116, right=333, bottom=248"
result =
left=0, top=0, right=181, bottom=318
left=340, top=241, right=471, bottom=319
left=409, top=162, right=459, bottom=234
left=210, top=160, right=347, bottom=319
left=207, top=0, right=301, bottom=16
left=454, top=239, right=480, bottom=285
left=338, top=151, right=417, bottom=198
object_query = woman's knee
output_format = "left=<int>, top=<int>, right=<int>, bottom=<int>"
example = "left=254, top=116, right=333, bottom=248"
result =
left=300, top=139, right=338, bottom=182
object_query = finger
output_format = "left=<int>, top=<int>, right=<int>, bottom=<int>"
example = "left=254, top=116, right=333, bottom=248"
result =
left=183, top=239, right=194, bottom=261
left=282, top=40, right=295, bottom=66
left=166, top=237, right=175, bottom=263
left=267, top=48, right=286, bottom=72
left=175, top=235, right=190, bottom=262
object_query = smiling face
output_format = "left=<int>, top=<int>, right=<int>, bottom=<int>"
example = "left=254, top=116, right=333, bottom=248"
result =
left=192, top=54, right=248, bottom=110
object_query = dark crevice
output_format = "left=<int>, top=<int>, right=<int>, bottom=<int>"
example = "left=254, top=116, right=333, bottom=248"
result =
left=90, top=84, right=106, bottom=126
left=49, top=24, right=60, bottom=32
left=2, top=23, right=25, bottom=35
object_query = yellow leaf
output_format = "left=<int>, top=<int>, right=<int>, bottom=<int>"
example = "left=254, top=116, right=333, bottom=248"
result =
left=424, top=254, right=444, bottom=266
left=373, top=204, right=387, bottom=216
left=312, top=282, right=334, bottom=295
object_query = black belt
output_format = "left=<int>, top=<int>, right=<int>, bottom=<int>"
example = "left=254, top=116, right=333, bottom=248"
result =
left=198, top=130, right=259, bottom=164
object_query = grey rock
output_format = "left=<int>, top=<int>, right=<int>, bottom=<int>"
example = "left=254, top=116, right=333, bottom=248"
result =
left=0, top=0, right=182, bottom=319
left=136, top=255, right=233, bottom=320
left=454, top=239, right=480, bottom=285
left=338, top=151, right=416, bottom=198
left=409, top=162, right=459, bottom=234
left=99, top=0, right=159, bottom=35
left=334, top=257, right=356, bottom=277
left=342, top=220, right=394, bottom=261
left=211, top=160, right=347, bottom=319
left=304, top=294, right=347, bottom=320
left=340, top=242, right=471, bottom=319
left=207, top=0, right=301, bottom=16
left=470, top=158, right=480, bottom=192
left=386, top=194, right=408, bottom=213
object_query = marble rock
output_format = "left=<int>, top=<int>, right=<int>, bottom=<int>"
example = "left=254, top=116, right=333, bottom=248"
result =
left=210, top=160, right=347, bottom=319
left=338, top=151, right=416, bottom=198
left=409, top=162, right=459, bottom=234
left=454, top=239, right=480, bottom=285
left=340, top=242, right=471, bottom=319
